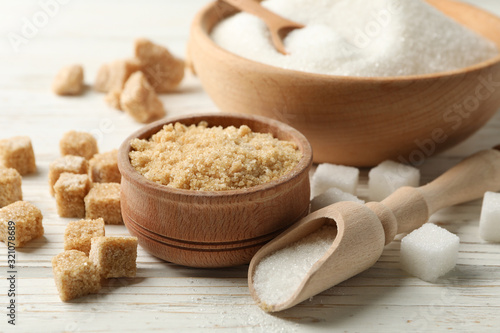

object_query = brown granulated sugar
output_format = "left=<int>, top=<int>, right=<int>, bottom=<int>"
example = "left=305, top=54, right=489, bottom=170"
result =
left=129, top=122, right=302, bottom=191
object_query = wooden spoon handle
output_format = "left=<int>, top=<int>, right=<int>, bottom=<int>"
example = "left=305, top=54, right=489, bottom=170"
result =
left=380, top=147, right=500, bottom=236
left=419, top=149, right=500, bottom=214
left=221, top=0, right=298, bottom=28
left=220, top=0, right=304, bottom=55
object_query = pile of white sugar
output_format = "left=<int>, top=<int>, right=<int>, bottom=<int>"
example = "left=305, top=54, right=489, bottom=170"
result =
left=252, top=225, right=337, bottom=306
left=211, top=0, right=498, bottom=77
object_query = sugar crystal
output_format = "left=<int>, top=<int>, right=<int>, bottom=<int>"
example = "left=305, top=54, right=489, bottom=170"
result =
left=212, top=0, right=498, bottom=77
left=368, top=160, right=420, bottom=201
left=310, top=163, right=359, bottom=198
left=253, top=225, right=337, bottom=306
left=310, top=187, right=364, bottom=212
left=400, top=223, right=459, bottom=283
left=479, top=191, right=500, bottom=242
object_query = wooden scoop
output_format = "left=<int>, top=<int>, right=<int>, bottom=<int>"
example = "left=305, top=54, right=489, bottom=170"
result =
left=221, top=0, right=304, bottom=55
left=249, top=146, right=500, bottom=312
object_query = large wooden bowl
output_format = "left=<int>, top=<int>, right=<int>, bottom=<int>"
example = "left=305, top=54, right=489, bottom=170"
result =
left=118, top=113, right=313, bottom=268
left=188, top=0, right=500, bottom=166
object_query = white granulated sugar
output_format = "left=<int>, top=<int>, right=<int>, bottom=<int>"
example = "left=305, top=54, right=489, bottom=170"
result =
left=368, top=160, right=420, bottom=201
left=311, top=163, right=359, bottom=198
left=479, top=191, right=500, bottom=242
left=211, top=0, right=498, bottom=77
left=310, top=187, right=364, bottom=212
left=400, top=223, right=460, bottom=283
left=253, top=225, right=337, bottom=306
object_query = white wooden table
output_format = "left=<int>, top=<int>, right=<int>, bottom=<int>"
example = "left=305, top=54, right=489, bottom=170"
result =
left=1, top=1, right=499, bottom=332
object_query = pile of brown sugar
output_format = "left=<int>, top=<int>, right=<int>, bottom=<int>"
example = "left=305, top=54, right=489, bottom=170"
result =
left=129, top=122, right=302, bottom=191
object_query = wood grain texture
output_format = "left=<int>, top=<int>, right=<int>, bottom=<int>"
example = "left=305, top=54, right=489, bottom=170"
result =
left=118, top=113, right=312, bottom=268
left=0, top=0, right=499, bottom=332
left=189, top=0, right=500, bottom=166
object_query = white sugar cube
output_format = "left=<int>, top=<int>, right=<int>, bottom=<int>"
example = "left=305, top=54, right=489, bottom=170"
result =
left=310, top=187, right=364, bottom=212
left=400, top=223, right=459, bottom=283
left=479, top=191, right=500, bottom=242
left=311, top=163, right=359, bottom=198
left=368, top=160, right=420, bottom=201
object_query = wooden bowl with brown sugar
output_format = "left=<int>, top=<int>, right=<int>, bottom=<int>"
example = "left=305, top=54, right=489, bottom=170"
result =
left=117, top=113, right=313, bottom=268
left=188, top=0, right=500, bottom=166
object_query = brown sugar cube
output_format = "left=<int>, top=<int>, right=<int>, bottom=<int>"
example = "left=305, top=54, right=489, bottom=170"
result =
left=89, top=150, right=121, bottom=183
left=89, top=236, right=138, bottom=278
left=85, top=183, right=122, bottom=224
left=0, top=168, right=22, bottom=208
left=60, top=131, right=99, bottom=160
left=52, top=64, right=84, bottom=96
left=49, top=155, right=88, bottom=196
left=104, top=89, right=122, bottom=110
left=54, top=173, right=90, bottom=218
left=120, top=71, right=166, bottom=123
left=94, top=59, right=141, bottom=93
left=64, top=218, right=105, bottom=255
left=134, top=38, right=185, bottom=93
left=0, top=136, right=37, bottom=175
left=0, top=201, right=44, bottom=247
left=52, top=250, right=101, bottom=301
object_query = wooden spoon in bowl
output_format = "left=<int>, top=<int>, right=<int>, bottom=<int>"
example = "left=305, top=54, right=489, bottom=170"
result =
left=248, top=146, right=500, bottom=312
left=221, top=0, right=304, bottom=55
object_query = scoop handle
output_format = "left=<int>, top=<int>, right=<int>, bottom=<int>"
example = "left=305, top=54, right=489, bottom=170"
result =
left=221, top=0, right=300, bottom=28
left=420, top=148, right=500, bottom=213
left=221, top=0, right=274, bottom=21
left=378, top=147, right=500, bottom=238
left=220, top=0, right=304, bottom=55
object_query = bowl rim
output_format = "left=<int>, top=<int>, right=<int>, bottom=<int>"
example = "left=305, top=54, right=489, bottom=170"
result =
left=118, top=112, right=313, bottom=199
left=192, top=0, right=500, bottom=82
